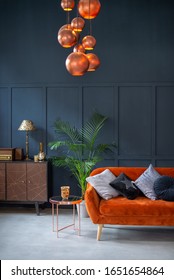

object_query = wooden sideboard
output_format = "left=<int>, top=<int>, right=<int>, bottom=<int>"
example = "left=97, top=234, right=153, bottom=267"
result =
left=0, top=161, right=48, bottom=215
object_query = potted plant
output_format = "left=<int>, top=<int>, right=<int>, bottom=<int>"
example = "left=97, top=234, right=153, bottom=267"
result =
left=48, top=112, right=116, bottom=202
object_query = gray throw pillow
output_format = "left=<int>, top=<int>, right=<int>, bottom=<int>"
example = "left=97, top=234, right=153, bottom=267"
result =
left=134, top=164, right=161, bottom=200
left=86, top=169, right=119, bottom=200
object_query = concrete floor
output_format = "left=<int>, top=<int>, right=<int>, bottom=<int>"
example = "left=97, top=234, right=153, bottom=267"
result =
left=0, top=207, right=174, bottom=260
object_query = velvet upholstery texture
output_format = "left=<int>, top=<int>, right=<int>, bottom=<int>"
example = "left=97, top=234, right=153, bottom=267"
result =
left=85, top=167, right=174, bottom=229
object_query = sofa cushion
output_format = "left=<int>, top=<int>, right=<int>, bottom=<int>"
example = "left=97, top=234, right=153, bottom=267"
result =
left=86, top=169, right=119, bottom=200
left=134, top=164, right=161, bottom=200
left=110, top=172, right=139, bottom=200
left=154, top=176, right=174, bottom=201
left=99, top=196, right=174, bottom=217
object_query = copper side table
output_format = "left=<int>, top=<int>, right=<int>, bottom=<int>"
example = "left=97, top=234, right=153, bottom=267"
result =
left=49, top=195, right=82, bottom=238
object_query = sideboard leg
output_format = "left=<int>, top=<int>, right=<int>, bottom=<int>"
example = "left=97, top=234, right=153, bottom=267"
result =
left=35, top=202, right=40, bottom=215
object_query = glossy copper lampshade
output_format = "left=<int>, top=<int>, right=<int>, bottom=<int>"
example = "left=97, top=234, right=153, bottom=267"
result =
left=58, top=24, right=72, bottom=33
left=73, top=44, right=85, bottom=53
left=78, top=0, right=101, bottom=19
left=82, top=35, right=96, bottom=50
left=61, top=0, right=75, bottom=11
left=58, top=27, right=78, bottom=48
left=86, top=53, right=100, bottom=71
left=66, top=52, right=89, bottom=76
left=71, top=17, right=85, bottom=32
left=18, top=120, right=35, bottom=160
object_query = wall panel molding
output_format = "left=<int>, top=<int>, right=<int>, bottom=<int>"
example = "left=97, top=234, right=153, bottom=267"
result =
left=1, top=82, right=174, bottom=195
left=0, top=87, right=12, bottom=147
left=156, top=86, right=174, bottom=156
left=118, top=85, right=152, bottom=156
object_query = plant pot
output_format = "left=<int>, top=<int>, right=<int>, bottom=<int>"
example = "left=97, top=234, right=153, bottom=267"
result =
left=77, top=200, right=89, bottom=218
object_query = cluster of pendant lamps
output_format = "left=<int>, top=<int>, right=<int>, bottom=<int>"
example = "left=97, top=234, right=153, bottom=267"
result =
left=58, top=0, right=101, bottom=76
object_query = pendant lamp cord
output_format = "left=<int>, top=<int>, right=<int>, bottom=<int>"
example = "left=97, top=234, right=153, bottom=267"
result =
left=89, top=0, right=92, bottom=35
left=76, top=0, right=79, bottom=33
left=66, top=0, right=70, bottom=27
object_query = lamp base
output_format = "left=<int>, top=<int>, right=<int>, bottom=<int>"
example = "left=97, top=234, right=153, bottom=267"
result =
left=25, top=156, right=32, bottom=161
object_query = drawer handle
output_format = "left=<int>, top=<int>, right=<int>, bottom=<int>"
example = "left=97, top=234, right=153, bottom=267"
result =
left=21, top=180, right=25, bottom=183
left=28, top=180, right=31, bottom=184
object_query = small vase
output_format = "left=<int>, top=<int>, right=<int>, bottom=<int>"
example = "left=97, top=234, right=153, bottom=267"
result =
left=38, top=142, right=45, bottom=161
left=38, top=151, right=45, bottom=161
left=61, top=186, right=70, bottom=200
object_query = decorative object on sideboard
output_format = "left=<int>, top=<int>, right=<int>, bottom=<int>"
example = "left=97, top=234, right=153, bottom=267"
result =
left=18, top=120, right=36, bottom=160
left=0, top=148, right=15, bottom=161
left=0, top=148, right=23, bottom=161
left=38, top=142, right=45, bottom=161
left=34, top=155, right=39, bottom=162
left=15, top=148, right=24, bottom=160
left=58, top=0, right=101, bottom=76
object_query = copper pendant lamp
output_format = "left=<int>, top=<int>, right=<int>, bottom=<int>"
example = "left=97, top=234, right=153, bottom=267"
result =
left=73, top=44, right=85, bottom=53
left=66, top=52, right=89, bottom=76
left=71, top=17, right=85, bottom=32
left=61, top=0, right=75, bottom=11
left=82, top=35, right=96, bottom=50
left=57, top=0, right=101, bottom=75
left=78, top=0, right=101, bottom=19
left=58, top=24, right=72, bottom=33
left=86, top=53, right=100, bottom=71
left=58, top=26, right=78, bottom=48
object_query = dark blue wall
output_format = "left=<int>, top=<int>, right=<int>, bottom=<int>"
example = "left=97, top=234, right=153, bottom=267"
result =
left=1, top=0, right=174, bottom=196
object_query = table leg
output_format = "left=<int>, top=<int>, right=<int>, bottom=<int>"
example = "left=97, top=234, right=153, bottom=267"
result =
left=73, top=204, right=75, bottom=229
left=78, top=203, right=81, bottom=236
left=52, top=203, right=54, bottom=232
left=56, top=204, right=59, bottom=238
left=50, top=200, right=82, bottom=237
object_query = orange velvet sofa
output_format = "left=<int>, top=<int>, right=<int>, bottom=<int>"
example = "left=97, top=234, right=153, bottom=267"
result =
left=85, top=167, right=174, bottom=240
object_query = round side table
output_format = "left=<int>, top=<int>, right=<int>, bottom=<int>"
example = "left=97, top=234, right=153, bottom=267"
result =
left=49, top=195, right=82, bottom=238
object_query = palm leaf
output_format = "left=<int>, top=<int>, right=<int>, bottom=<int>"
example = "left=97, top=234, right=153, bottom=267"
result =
left=82, top=112, right=108, bottom=148
left=54, top=119, right=81, bottom=143
left=48, top=140, right=67, bottom=150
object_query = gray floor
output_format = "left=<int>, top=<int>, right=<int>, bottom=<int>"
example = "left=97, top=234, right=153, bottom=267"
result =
left=0, top=207, right=174, bottom=260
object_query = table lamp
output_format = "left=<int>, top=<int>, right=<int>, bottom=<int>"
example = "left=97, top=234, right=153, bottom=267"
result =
left=18, top=120, right=36, bottom=160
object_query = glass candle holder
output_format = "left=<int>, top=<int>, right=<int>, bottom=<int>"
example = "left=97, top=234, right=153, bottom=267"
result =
left=61, top=186, right=70, bottom=200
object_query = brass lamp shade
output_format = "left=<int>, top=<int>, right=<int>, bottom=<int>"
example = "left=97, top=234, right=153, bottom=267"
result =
left=82, top=35, right=96, bottom=50
left=78, top=0, right=101, bottom=19
left=61, top=0, right=75, bottom=11
left=18, top=120, right=35, bottom=131
left=86, top=53, right=100, bottom=71
left=18, top=120, right=35, bottom=160
left=66, top=52, right=89, bottom=76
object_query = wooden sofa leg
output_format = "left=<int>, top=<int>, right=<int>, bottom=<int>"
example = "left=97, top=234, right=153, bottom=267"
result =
left=97, top=224, right=103, bottom=241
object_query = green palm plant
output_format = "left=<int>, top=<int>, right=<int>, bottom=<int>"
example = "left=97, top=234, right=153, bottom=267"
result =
left=48, top=112, right=116, bottom=199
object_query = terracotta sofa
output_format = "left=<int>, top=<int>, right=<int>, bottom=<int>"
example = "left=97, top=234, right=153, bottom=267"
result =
left=85, top=167, right=174, bottom=240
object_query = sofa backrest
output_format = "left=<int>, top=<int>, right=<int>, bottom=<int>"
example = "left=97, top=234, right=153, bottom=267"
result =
left=89, top=167, right=174, bottom=181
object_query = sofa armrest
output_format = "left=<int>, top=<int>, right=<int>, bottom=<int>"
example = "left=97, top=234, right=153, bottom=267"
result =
left=85, top=183, right=101, bottom=224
